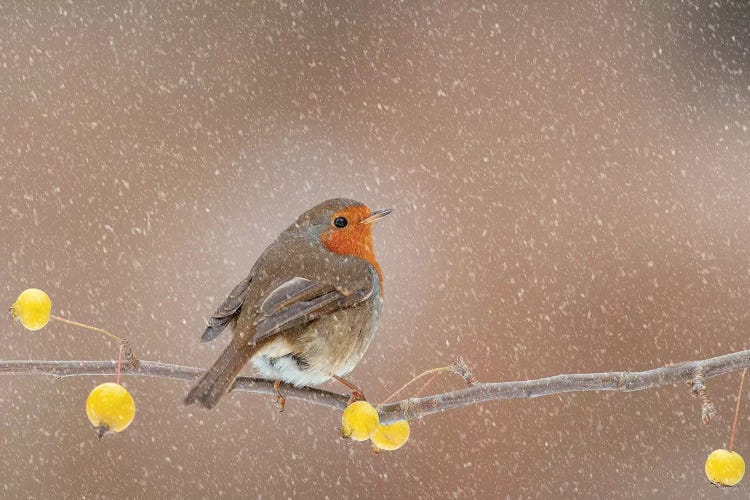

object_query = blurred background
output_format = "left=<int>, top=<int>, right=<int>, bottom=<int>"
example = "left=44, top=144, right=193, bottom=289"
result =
left=1, top=1, right=749, bottom=498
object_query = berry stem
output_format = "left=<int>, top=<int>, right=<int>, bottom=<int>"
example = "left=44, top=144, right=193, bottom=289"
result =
left=116, top=343, right=124, bottom=385
left=378, top=366, right=453, bottom=408
left=414, top=371, right=441, bottom=398
left=49, top=315, right=124, bottom=344
left=728, top=367, right=747, bottom=452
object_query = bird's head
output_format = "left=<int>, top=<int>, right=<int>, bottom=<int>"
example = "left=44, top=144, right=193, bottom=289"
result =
left=295, top=198, right=392, bottom=286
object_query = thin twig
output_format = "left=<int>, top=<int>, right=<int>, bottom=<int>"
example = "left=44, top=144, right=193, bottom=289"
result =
left=414, top=372, right=441, bottom=398
left=0, top=348, right=749, bottom=424
left=378, top=366, right=453, bottom=407
left=728, top=368, right=747, bottom=451
left=48, top=315, right=139, bottom=368
left=116, top=343, right=123, bottom=385
left=49, top=315, right=124, bottom=344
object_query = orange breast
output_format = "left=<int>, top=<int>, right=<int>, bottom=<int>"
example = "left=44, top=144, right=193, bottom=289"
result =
left=319, top=206, right=384, bottom=293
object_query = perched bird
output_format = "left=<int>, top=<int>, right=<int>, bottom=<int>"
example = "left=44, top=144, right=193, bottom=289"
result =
left=184, top=198, right=391, bottom=409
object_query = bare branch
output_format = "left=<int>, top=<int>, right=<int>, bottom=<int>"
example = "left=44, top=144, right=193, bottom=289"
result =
left=0, top=348, right=749, bottom=424
left=0, top=359, right=350, bottom=412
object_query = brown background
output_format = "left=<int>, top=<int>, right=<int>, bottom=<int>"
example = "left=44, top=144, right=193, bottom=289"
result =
left=1, top=1, right=749, bottom=498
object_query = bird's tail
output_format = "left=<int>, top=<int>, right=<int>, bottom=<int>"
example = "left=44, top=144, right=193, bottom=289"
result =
left=184, top=341, right=257, bottom=409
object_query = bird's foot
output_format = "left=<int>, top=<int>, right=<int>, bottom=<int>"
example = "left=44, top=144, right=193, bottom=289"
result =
left=332, top=374, right=366, bottom=404
left=273, top=379, right=286, bottom=412
left=347, top=389, right=367, bottom=405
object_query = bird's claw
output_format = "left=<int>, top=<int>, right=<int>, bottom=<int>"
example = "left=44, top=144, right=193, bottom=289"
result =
left=273, top=380, right=286, bottom=413
left=347, top=389, right=366, bottom=405
left=332, top=374, right=367, bottom=404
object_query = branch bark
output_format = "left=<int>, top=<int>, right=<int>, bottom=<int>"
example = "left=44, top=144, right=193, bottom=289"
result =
left=1, top=348, right=749, bottom=424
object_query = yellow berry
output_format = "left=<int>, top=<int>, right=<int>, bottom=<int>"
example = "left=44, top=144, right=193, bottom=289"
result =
left=370, top=420, right=410, bottom=451
left=341, top=401, right=379, bottom=441
left=10, top=288, right=51, bottom=331
left=705, top=449, right=745, bottom=487
left=86, top=382, right=136, bottom=437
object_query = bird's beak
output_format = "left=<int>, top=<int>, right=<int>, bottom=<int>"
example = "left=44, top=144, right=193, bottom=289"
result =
left=360, top=208, right=393, bottom=224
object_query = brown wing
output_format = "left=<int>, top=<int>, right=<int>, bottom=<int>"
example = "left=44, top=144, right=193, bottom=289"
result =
left=200, top=273, right=253, bottom=342
left=249, top=276, right=374, bottom=345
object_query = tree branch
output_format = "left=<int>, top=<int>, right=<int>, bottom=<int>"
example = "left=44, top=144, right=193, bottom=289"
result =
left=1, top=348, right=749, bottom=424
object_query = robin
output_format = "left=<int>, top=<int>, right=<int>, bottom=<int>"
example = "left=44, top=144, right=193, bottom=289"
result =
left=184, top=198, right=391, bottom=409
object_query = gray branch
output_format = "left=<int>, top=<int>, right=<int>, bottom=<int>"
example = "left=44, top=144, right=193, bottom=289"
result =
left=1, top=348, right=749, bottom=424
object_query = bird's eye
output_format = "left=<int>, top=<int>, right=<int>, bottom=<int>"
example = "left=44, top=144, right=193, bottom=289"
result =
left=333, top=216, right=348, bottom=228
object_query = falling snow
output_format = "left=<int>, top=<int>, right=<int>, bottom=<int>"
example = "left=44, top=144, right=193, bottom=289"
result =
left=1, top=1, right=749, bottom=499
